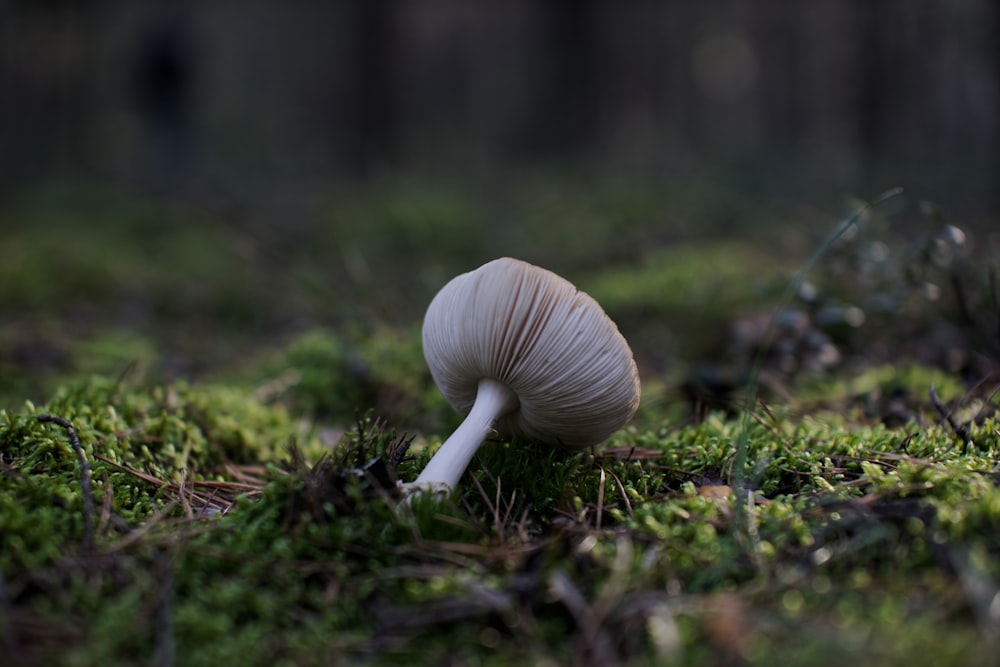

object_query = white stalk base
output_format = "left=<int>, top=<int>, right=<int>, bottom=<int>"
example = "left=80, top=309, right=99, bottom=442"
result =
left=405, top=378, right=517, bottom=495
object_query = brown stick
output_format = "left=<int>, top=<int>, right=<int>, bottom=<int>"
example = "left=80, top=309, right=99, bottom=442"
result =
left=38, top=415, right=95, bottom=551
left=929, top=385, right=972, bottom=448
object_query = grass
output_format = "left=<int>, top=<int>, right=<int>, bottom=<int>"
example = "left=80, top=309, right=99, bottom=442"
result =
left=1, top=180, right=999, bottom=665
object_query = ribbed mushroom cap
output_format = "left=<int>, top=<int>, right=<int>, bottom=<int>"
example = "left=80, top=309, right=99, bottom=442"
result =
left=422, top=257, right=641, bottom=448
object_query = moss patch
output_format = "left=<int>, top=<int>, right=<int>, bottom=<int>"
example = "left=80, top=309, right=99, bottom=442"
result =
left=2, top=183, right=999, bottom=665
left=2, top=362, right=999, bottom=666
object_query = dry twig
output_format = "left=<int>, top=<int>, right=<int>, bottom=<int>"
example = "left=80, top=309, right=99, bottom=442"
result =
left=37, top=415, right=95, bottom=551
left=929, top=385, right=972, bottom=448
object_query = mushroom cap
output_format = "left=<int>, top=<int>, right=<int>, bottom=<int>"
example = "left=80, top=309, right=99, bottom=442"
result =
left=422, top=257, right=641, bottom=449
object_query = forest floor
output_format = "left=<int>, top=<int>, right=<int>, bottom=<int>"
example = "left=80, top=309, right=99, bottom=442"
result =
left=1, top=178, right=999, bottom=666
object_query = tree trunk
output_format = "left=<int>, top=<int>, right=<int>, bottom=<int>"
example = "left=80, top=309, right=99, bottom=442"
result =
left=350, top=0, right=397, bottom=175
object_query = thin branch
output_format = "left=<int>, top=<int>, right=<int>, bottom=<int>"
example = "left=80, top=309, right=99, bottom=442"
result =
left=929, top=385, right=972, bottom=448
left=733, top=188, right=905, bottom=487
left=38, top=415, right=95, bottom=551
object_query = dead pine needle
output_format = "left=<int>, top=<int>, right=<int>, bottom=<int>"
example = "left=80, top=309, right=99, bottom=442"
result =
left=596, top=467, right=607, bottom=530
left=595, top=464, right=633, bottom=526
left=37, top=414, right=95, bottom=551
left=607, top=468, right=633, bottom=520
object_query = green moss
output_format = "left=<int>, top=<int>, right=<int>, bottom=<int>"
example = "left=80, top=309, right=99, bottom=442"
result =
left=581, top=242, right=792, bottom=359
left=243, top=327, right=455, bottom=435
left=4, top=353, right=1000, bottom=666
left=584, top=243, right=785, bottom=315
left=0, top=376, right=317, bottom=573
left=4, top=176, right=1000, bottom=664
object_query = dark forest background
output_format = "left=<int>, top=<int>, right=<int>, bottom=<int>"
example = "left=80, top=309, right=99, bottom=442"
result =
left=1, top=1, right=999, bottom=401
left=1, top=0, right=998, bottom=213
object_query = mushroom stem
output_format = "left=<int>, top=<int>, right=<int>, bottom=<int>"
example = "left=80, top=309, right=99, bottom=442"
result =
left=411, top=378, right=518, bottom=492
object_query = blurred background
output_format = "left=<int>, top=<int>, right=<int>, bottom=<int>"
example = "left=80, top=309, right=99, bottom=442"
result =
left=3, top=1, right=999, bottom=201
left=1, top=1, right=999, bottom=415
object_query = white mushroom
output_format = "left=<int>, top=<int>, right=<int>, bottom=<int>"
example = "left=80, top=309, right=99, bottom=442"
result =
left=409, top=257, right=641, bottom=494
